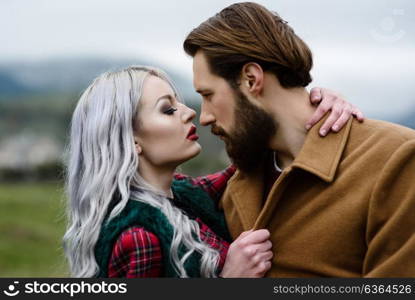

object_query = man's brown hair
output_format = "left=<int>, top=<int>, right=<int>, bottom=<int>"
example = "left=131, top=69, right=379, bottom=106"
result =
left=183, top=2, right=313, bottom=88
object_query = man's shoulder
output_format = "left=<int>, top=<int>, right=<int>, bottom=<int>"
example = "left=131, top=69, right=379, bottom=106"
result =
left=349, top=118, right=415, bottom=151
left=357, top=118, right=415, bottom=137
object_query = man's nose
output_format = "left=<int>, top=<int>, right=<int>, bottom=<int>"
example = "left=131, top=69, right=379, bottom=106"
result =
left=199, top=103, right=215, bottom=126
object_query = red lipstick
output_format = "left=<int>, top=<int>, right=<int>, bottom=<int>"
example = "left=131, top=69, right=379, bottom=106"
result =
left=187, top=125, right=199, bottom=141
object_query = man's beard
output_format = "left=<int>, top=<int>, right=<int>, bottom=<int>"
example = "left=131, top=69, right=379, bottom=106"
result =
left=211, top=88, right=277, bottom=174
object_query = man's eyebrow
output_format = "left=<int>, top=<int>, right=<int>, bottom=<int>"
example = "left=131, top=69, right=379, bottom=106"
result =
left=195, top=88, right=211, bottom=94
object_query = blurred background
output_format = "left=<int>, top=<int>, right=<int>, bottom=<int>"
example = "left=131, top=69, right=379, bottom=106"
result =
left=0, top=0, right=414, bottom=277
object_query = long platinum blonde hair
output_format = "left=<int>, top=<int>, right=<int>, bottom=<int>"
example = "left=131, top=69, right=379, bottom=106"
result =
left=63, top=66, right=220, bottom=278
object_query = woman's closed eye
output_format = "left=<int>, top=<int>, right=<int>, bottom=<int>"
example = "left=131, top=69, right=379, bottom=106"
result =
left=163, top=107, right=178, bottom=115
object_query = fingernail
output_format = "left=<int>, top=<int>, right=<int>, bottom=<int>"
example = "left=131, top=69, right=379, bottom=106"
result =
left=320, top=129, right=327, bottom=136
left=305, top=124, right=311, bottom=130
left=332, top=125, right=338, bottom=131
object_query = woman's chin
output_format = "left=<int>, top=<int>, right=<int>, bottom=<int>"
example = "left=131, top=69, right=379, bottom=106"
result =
left=189, top=142, right=202, bottom=158
left=164, top=143, right=202, bottom=167
left=181, top=143, right=202, bottom=162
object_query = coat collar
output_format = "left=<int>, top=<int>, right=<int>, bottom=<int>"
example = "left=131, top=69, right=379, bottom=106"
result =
left=291, top=116, right=353, bottom=182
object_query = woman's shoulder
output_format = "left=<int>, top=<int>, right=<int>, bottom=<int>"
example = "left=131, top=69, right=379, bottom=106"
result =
left=108, top=226, right=163, bottom=277
left=114, top=226, right=161, bottom=252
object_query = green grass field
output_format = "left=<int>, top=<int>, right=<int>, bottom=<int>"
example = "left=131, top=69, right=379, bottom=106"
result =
left=0, top=181, right=69, bottom=277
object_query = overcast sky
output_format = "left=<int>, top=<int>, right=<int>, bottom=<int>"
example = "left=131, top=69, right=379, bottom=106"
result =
left=1, top=0, right=414, bottom=118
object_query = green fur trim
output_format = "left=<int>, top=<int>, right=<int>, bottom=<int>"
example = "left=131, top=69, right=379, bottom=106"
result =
left=171, top=179, right=231, bottom=242
left=94, top=179, right=230, bottom=277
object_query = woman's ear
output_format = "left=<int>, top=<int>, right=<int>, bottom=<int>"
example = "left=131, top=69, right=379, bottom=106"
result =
left=134, top=139, right=143, bottom=155
left=241, top=62, right=264, bottom=96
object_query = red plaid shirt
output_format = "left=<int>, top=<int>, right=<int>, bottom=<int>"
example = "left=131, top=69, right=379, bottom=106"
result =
left=107, top=166, right=236, bottom=277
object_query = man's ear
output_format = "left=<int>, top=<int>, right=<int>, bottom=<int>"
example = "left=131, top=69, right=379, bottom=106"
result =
left=241, top=63, right=264, bottom=96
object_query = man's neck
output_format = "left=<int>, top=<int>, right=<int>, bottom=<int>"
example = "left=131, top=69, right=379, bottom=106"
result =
left=262, top=83, right=316, bottom=169
left=137, top=160, right=176, bottom=198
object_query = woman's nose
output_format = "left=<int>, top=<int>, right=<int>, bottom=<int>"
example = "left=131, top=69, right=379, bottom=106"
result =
left=181, top=104, right=196, bottom=123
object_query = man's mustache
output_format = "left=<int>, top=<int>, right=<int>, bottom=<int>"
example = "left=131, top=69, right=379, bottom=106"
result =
left=211, top=124, right=228, bottom=137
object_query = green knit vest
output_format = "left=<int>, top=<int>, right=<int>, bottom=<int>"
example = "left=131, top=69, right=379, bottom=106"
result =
left=94, top=179, right=231, bottom=277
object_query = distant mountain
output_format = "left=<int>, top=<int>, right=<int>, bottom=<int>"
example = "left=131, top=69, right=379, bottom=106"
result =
left=398, top=110, right=415, bottom=129
left=0, top=71, right=29, bottom=95
left=0, top=57, right=198, bottom=101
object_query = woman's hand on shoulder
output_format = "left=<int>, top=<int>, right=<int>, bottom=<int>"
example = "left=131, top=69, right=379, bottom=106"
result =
left=306, top=87, right=364, bottom=136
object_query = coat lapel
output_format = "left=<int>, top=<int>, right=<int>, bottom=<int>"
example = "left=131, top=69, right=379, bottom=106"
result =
left=222, top=168, right=265, bottom=233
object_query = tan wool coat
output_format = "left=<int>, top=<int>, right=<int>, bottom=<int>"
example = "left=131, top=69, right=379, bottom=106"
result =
left=220, top=118, right=415, bottom=277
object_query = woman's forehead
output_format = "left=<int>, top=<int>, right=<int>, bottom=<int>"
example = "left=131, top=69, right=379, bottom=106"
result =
left=140, top=75, right=180, bottom=111
left=143, top=76, right=174, bottom=99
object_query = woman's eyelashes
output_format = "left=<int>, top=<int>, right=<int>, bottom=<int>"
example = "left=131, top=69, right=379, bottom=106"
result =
left=163, top=107, right=178, bottom=115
